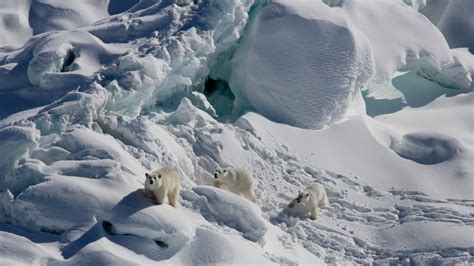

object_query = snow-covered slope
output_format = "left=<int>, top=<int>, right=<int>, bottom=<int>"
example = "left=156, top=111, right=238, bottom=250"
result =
left=0, top=0, right=473, bottom=264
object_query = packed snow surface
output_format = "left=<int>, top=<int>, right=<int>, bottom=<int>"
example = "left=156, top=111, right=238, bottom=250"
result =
left=0, top=0, right=473, bottom=265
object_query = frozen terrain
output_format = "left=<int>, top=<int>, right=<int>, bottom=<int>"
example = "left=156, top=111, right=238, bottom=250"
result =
left=0, top=0, right=473, bottom=265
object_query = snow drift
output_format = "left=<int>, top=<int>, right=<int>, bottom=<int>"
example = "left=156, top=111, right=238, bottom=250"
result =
left=230, top=0, right=374, bottom=129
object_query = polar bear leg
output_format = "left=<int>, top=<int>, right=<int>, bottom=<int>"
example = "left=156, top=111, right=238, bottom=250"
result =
left=154, top=190, right=167, bottom=205
left=168, top=187, right=179, bottom=208
left=144, top=189, right=154, bottom=199
left=213, top=180, right=225, bottom=189
left=310, top=207, right=318, bottom=220
left=243, top=188, right=257, bottom=203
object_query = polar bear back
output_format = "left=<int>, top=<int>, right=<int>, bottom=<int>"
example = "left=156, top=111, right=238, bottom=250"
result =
left=307, top=182, right=328, bottom=207
left=224, top=168, right=255, bottom=191
left=151, top=167, right=180, bottom=189
left=228, top=167, right=254, bottom=181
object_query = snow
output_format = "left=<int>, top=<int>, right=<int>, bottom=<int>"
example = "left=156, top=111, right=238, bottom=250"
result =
left=168, top=228, right=273, bottom=265
left=0, top=0, right=32, bottom=52
left=186, top=186, right=267, bottom=242
left=390, top=131, right=465, bottom=165
left=437, top=0, right=474, bottom=51
left=0, top=0, right=111, bottom=52
left=0, top=0, right=473, bottom=264
left=230, top=0, right=374, bottom=129
left=342, top=0, right=452, bottom=84
left=103, top=189, right=195, bottom=246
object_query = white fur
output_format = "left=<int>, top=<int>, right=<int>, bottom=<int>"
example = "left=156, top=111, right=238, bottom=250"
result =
left=213, top=167, right=257, bottom=202
left=144, top=167, right=180, bottom=208
left=288, top=182, right=329, bottom=220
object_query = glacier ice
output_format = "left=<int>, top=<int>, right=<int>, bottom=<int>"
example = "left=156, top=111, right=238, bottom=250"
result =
left=230, top=0, right=374, bottom=129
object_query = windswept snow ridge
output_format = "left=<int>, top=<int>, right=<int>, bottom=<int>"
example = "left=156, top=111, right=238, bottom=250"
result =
left=0, top=0, right=473, bottom=265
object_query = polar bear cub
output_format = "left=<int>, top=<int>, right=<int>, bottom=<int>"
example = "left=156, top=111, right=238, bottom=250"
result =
left=145, top=167, right=180, bottom=207
left=288, top=182, right=329, bottom=220
left=213, top=167, right=257, bottom=202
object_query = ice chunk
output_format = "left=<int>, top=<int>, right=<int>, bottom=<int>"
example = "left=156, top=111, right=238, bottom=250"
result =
left=165, top=98, right=216, bottom=126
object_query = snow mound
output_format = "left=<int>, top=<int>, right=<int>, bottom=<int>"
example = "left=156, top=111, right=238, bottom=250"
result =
left=170, top=228, right=272, bottom=265
left=184, top=186, right=267, bottom=242
left=0, top=0, right=32, bottom=51
left=391, top=131, right=465, bottom=165
left=0, top=0, right=112, bottom=52
left=0, top=229, right=54, bottom=265
left=28, top=0, right=110, bottom=35
left=103, top=189, right=195, bottom=247
left=2, top=175, right=126, bottom=233
left=342, top=0, right=452, bottom=84
left=230, top=0, right=374, bottom=129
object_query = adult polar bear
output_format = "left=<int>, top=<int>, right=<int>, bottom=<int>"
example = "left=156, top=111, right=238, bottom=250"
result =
left=145, top=167, right=180, bottom=207
left=288, top=182, right=329, bottom=220
left=213, top=167, right=257, bottom=202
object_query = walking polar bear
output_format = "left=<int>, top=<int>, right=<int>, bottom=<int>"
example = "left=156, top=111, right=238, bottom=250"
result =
left=288, top=182, right=329, bottom=220
left=145, top=167, right=180, bottom=208
left=213, top=167, right=257, bottom=202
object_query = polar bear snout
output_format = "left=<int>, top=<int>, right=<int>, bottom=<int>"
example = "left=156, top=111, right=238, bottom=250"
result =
left=214, top=168, right=228, bottom=179
left=145, top=173, right=160, bottom=186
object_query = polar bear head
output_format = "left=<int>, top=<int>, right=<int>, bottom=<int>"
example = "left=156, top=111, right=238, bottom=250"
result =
left=145, top=171, right=163, bottom=189
left=288, top=191, right=310, bottom=208
left=214, top=167, right=229, bottom=179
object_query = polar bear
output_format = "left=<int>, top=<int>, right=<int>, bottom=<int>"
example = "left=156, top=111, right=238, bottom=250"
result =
left=213, top=167, right=257, bottom=202
left=288, top=182, right=329, bottom=220
left=144, top=167, right=180, bottom=207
